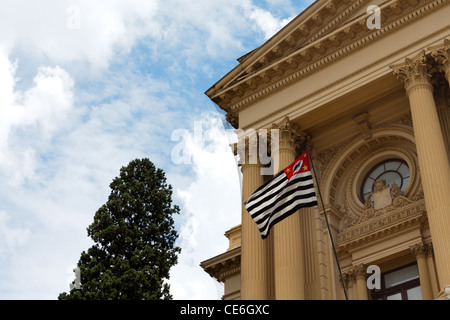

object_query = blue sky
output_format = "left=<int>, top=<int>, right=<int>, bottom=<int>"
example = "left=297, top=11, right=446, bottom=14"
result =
left=0, top=0, right=314, bottom=300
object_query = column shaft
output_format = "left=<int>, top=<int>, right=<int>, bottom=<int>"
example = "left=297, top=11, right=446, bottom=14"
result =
left=354, top=267, right=368, bottom=300
left=392, top=52, right=450, bottom=294
left=272, top=118, right=307, bottom=300
left=411, top=244, right=433, bottom=300
left=408, top=85, right=450, bottom=289
left=240, top=163, right=271, bottom=299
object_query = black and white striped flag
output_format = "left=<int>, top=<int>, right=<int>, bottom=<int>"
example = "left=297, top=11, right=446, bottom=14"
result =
left=245, top=151, right=318, bottom=239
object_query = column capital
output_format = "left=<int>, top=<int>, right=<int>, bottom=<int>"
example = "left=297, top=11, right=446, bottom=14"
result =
left=391, top=51, right=434, bottom=96
left=410, top=242, right=429, bottom=259
left=233, top=129, right=266, bottom=168
left=352, top=264, right=367, bottom=280
left=271, top=116, right=310, bottom=154
left=342, top=270, right=356, bottom=286
left=430, top=39, right=450, bottom=82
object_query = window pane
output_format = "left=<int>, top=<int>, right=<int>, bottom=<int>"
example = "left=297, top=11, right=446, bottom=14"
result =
left=398, top=163, right=410, bottom=177
left=385, top=265, right=419, bottom=288
left=402, top=177, right=410, bottom=191
left=387, top=293, right=402, bottom=300
left=363, top=179, right=374, bottom=194
left=385, top=161, right=402, bottom=171
left=379, top=172, right=401, bottom=187
left=370, top=165, right=385, bottom=179
left=407, top=286, right=422, bottom=300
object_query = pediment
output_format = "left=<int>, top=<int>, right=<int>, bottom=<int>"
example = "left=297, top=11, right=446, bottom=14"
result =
left=205, top=0, right=438, bottom=128
left=234, top=0, right=377, bottom=69
left=219, top=0, right=373, bottom=86
left=207, top=0, right=377, bottom=93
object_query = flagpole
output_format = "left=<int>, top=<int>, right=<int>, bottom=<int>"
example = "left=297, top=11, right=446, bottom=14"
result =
left=307, top=147, right=349, bottom=301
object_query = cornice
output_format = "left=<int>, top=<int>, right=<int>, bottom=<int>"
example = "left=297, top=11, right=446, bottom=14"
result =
left=200, top=247, right=241, bottom=282
left=210, top=0, right=448, bottom=127
left=337, top=199, right=427, bottom=251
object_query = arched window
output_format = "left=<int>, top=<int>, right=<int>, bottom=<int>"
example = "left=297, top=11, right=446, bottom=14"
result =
left=360, top=159, right=410, bottom=202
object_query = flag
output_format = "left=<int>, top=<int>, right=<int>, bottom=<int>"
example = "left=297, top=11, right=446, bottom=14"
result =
left=245, top=151, right=318, bottom=239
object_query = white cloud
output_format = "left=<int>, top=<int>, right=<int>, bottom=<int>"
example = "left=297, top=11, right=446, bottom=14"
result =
left=0, top=0, right=160, bottom=68
left=0, top=0, right=299, bottom=72
left=0, top=0, right=312, bottom=300
left=0, top=211, right=30, bottom=255
left=244, top=3, right=297, bottom=40
left=169, top=112, right=241, bottom=300
left=0, top=51, right=74, bottom=186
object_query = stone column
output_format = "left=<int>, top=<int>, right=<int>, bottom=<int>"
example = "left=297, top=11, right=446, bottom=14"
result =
left=410, top=243, right=433, bottom=300
left=238, top=135, right=271, bottom=300
left=392, top=51, right=450, bottom=298
left=271, top=117, right=307, bottom=300
left=433, top=80, right=450, bottom=161
left=353, top=265, right=369, bottom=300
left=425, top=243, right=440, bottom=298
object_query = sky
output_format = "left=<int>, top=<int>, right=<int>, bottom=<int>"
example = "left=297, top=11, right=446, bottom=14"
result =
left=0, top=0, right=314, bottom=300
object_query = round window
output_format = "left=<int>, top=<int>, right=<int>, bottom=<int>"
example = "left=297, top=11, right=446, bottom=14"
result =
left=360, top=159, right=410, bottom=202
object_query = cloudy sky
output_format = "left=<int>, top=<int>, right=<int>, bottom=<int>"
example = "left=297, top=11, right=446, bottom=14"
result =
left=0, top=0, right=313, bottom=300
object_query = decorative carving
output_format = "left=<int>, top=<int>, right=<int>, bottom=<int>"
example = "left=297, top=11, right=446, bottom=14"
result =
left=410, top=242, right=428, bottom=258
left=391, top=52, right=433, bottom=95
left=341, top=181, right=419, bottom=230
left=410, top=242, right=435, bottom=260
left=411, top=186, right=424, bottom=201
left=373, top=179, right=393, bottom=211
left=353, top=113, right=372, bottom=140
left=233, top=128, right=278, bottom=169
left=390, top=112, right=413, bottom=127
left=201, top=248, right=241, bottom=283
left=430, top=39, right=450, bottom=80
left=342, top=271, right=356, bottom=286
left=352, top=264, right=367, bottom=280
left=209, top=1, right=448, bottom=125
left=364, top=193, right=373, bottom=209
left=338, top=199, right=426, bottom=250
left=271, top=117, right=309, bottom=154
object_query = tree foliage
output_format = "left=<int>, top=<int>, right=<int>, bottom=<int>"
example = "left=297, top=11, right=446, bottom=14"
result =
left=59, top=159, right=181, bottom=300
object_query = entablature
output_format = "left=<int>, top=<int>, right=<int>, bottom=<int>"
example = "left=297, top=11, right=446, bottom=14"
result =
left=206, top=0, right=449, bottom=129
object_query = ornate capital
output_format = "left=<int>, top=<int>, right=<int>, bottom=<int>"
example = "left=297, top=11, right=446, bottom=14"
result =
left=342, top=270, right=356, bottom=285
left=391, top=52, right=433, bottom=96
left=410, top=242, right=428, bottom=258
left=352, top=264, right=367, bottom=280
left=430, top=39, right=450, bottom=81
left=234, top=129, right=262, bottom=168
left=271, top=117, right=310, bottom=154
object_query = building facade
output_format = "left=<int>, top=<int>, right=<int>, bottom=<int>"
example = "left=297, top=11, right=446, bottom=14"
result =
left=201, top=0, right=450, bottom=300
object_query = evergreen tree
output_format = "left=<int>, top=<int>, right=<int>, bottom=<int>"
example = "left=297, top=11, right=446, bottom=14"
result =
left=59, top=159, right=181, bottom=300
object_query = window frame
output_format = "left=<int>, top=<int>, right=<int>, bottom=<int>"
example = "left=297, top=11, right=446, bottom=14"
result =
left=370, top=263, right=421, bottom=301
left=360, top=159, right=410, bottom=203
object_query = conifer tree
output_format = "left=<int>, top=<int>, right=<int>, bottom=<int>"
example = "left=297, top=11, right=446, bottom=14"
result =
left=59, top=159, right=181, bottom=300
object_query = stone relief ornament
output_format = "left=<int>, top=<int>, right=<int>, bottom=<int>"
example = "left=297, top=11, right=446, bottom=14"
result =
left=340, top=180, right=423, bottom=231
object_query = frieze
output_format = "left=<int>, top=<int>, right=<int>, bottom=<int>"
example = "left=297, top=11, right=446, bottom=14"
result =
left=202, top=255, right=241, bottom=283
left=337, top=198, right=426, bottom=248
left=213, top=0, right=447, bottom=122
